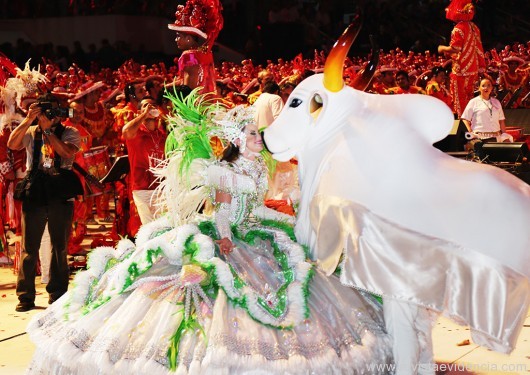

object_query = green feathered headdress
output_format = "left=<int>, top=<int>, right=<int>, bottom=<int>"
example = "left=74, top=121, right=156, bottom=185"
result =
left=164, top=87, right=226, bottom=177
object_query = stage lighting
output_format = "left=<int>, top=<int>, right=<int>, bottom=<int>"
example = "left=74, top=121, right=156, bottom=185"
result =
left=474, top=142, right=529, bottom=163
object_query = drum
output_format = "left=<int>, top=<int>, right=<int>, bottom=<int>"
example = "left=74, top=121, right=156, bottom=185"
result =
left=83, top=146, right=111, bottom=196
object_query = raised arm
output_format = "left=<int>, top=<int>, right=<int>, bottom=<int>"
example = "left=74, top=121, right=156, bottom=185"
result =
left=122, top=103, right=155, bottom=140
left=7, top=103, right=39, bottom=150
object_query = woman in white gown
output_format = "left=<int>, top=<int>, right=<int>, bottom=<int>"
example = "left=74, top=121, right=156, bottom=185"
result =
left=26, top=91, right=392, bottom=374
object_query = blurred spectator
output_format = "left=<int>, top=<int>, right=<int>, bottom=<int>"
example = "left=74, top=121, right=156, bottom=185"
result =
left=122, top=96, right=166, bottom=224
left=388, top=70, right=426, bottom=94
left=498, top=55, right=528, bottom=108
left=145, top=76, right=164, bottom=105
left=247, top=70, right=274, bottom=104
left=426, top=67, right=453, bottom=109
left=373, top=66, right=397, bottom=94
left=253, top=81, right=284, bottom=129
left=279, top=81, right=296, bottom=103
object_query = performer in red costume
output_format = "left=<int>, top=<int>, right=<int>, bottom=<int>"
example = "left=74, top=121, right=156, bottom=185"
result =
left=426, top=66, right=453, bottom=109
left=72, top=81, right=107, bottom=147
left=71, top=81, right=112, bottom=224
left=0, top=59, right=45, bottom=265
left=64, top=101, right=92, bottom=255
left=122, top=96, right=166, bottom=225
left=498, top=55, right=528, bottom=108
left=110, top=79, right=147, bottom=237
left=168, top=0, right=223, bottom=94
left=438, top=0, right=485, bottom=116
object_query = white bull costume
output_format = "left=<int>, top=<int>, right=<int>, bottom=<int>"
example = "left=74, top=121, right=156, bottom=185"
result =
left=264, top=23, right=530, bottom=369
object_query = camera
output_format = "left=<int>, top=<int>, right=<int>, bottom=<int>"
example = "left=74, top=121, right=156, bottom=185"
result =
left=37, top=101, right=73, bottom=119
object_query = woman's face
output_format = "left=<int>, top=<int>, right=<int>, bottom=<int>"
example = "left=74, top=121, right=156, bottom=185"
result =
left=176, top=32, right=198, bottom=50
left=242, top=123, right=263, bottom=154
left=479, top=79, right=493, bottom=97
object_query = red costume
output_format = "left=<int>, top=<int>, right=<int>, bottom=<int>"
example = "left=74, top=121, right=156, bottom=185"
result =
left=444, top=0, right=485, bottom=116
left=0, top=121, right=26, bottom=237
left=386, top=86, right=426, bottom=95
left=178, top=50, right=217, bottom=94
left=112, top=102, right=137, bottom=138
left=72, top=81, right=112, bottom=222
left=125, top=124, right=166, bottom=191
left=498, top=56, right=528, bottom=108
left=372, top=82, right=395, bottom=95
left=168, top=0, right=223, bottom=94
left=111, top=101, right=142, bottom=237
left=372, top=66, right=397, bottom=95
left=63, top=118, right=92, bottom=254
left=82, top=101, right=107, bottom=145
left=426, top=79, right=453, bottom=109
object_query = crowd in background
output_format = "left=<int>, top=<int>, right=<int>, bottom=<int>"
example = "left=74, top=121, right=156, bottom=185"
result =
left=1, top=0, right=530, bottom=65
left=4, top=37, right=527, bottom=114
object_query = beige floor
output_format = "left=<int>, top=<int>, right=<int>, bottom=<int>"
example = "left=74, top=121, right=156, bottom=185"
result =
left=0, top=221, right=528, bottom=375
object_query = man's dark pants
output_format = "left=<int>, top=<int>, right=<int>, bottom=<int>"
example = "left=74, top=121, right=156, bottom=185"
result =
left=16, top=199, right=74, bottom=303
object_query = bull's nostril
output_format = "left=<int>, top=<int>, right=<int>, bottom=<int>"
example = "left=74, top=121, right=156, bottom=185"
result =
left=260, top=131, right=270, bottom=152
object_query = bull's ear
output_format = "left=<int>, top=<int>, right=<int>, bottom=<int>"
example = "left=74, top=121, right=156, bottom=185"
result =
left=323, top=17, right=362, bottom=92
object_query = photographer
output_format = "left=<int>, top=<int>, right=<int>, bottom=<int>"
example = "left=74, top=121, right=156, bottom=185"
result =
left=8, top=93, right=82, bottom=312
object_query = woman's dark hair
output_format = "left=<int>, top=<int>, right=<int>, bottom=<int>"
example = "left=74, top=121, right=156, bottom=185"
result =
left=221, top=142, right=240, bottom=162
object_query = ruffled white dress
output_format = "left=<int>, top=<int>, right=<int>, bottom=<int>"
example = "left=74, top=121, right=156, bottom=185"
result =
left=26, top=157, right=392, bottom=374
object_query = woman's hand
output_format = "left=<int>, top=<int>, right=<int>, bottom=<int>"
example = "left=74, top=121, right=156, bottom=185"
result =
left=215, top=237, right=235, bottom=255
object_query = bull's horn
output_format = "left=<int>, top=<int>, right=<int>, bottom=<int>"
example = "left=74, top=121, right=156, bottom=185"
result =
left=352, top=35, right=380, bottom=91
left=323, top=16, right=362, bottom=92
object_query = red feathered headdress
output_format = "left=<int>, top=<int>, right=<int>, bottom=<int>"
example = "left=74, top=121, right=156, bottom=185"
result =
left=168, top=0, right=223, bottom=48
left=0, top=53, right=18, bottom=87
left=446, top=0, right=476, bottom=22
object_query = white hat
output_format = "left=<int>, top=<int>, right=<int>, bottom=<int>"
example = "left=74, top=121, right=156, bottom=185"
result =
left=379, top=65, right=397, bottom=73
left=71, top=80, right=105, bottom=101
left=503, top=56, right=525, bottom=65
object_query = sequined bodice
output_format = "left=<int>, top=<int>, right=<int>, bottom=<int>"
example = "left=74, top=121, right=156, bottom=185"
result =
left=226, top=156, right=268, bottom=225
left=231, top=156, right=268, bottom=198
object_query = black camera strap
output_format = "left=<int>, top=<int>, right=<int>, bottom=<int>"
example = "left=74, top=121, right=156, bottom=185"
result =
left=29, top=127, right=43, bottom=175
left=52, top=124, right=66, bottom=170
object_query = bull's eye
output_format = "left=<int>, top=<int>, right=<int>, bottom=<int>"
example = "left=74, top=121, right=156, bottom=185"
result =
left=309, top=94, right=323, bottom=119
left=289, top=98, right=302, bottom=108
